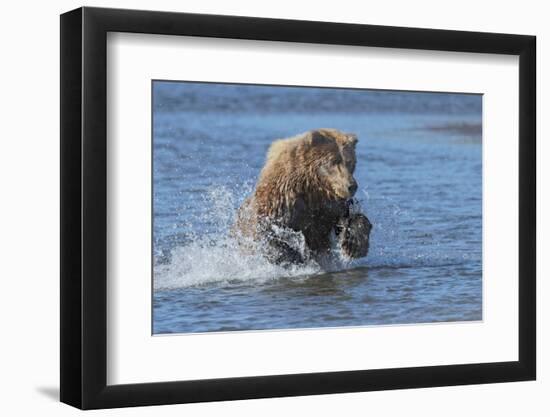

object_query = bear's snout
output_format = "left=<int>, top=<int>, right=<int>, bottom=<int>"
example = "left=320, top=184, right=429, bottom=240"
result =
left=348, top=179, right=358, bottom=196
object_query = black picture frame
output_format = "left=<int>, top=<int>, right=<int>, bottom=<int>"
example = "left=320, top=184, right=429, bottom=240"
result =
left=60, top=6, right=536, bottom=410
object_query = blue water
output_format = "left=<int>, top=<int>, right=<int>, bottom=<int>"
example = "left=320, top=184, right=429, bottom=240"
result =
left=152, top=81, right=482, bottom=334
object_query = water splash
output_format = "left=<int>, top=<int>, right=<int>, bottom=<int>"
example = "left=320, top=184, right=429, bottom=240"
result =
left=154, top=185, right=325, bottom=289
left=154, top=185, right=472, bottom=290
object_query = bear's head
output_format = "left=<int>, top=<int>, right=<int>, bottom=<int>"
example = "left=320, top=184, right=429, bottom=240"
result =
left=257, top=129, right=360, bottom=217
left=308, top=128, right=358, bottom=200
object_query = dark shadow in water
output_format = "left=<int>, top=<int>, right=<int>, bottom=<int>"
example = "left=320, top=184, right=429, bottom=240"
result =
left=423, top=122, right=482, bottom=135
left=35, top=386, right=59, bottom=401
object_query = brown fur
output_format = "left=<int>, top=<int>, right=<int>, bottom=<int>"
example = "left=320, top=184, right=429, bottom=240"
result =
left=234, top=128, right=370, bottom=264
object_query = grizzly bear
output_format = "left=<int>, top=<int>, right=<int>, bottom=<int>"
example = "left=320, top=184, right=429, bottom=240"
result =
left=233, top=128, right=372, bottom=265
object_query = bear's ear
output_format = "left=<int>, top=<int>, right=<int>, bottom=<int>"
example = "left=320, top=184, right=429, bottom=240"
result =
left=309, top=130, right=333, bottom=147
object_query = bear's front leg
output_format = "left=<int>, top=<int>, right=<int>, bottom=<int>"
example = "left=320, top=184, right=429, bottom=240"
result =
left=260, top=221, right=311, bottom=265
left=336, top=213, right=372, bottom=259
left=264, top=233, right=307, bottom=265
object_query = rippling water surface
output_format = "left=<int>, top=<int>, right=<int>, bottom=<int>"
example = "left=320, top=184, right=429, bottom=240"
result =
left=153, top=82, right=482, bottom=334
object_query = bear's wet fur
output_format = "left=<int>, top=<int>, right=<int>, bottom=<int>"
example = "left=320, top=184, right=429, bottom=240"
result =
left=233, top=128, right=372, bottom=265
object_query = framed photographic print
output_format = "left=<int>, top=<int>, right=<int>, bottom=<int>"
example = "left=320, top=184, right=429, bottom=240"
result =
left=60, top=6, right=536, bottom=409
